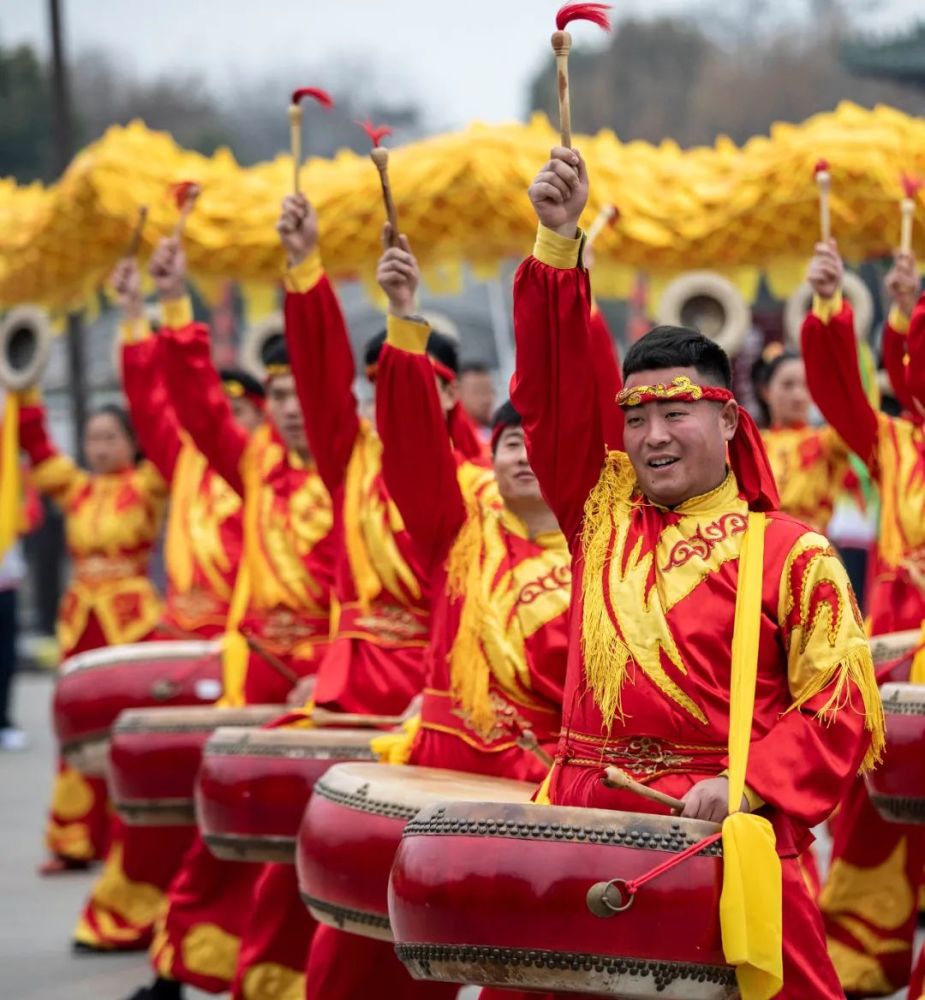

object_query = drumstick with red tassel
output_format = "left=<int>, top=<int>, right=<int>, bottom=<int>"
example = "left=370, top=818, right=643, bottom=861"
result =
left=584, top=203, right=619, bottom=250
left=170, top=181, right=201, bottom=241
left=289, top=87, right=334, bottom=196
left=900, top=173, right=924, bottom=254
left=359, top=119, right=400, bottom=247
left=814, top=159, right=831, bottom=243
left=602, top=766, right=686, bottom=813
left=551, top=3, right=613, bottom=149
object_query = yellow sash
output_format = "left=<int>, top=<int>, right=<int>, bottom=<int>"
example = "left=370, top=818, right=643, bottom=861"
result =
left=218, top=562, right=251, bottom=707
left=0, top=392, right=20, bottom=561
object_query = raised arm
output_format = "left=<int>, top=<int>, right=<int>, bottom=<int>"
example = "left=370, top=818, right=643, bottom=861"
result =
left=277, top=194, right=360, bottom=493
left=800, top=240, right=879, bottom=468
left=881, top=251, right=922, bottom=416
left=111, top=255, right=183, bottom=481
left=511, top=148, right=608, bottom=541
left=589, top=300, right=624, bottom=451
left=374, top=229, right=466, bottom=571
left=18, top=392, right=84, bottom=505
left=743, top=532, right=881, bottom=827
left=149, top=237, right=248, bottom=496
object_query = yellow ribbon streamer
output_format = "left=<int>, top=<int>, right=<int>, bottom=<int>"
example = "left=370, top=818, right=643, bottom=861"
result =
left=911, top=621, right=925, bottom=685
left=0, top=392, right=20, bottom=561
left=720, top=511, right=783, bottom=1000
left=218, top=561, right=251, bottom=707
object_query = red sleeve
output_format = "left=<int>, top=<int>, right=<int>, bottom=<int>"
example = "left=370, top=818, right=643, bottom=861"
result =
left=589, top=304, right=624, bottom=451
left=283, top=275, right=360, bottom=494
left=511, top=252, right=607, bottom=541
left=375, top=325, right=467, bottom=572
left=905, top=293, right=925, bottom=409
left=121, top=337, right=183, bottom=481
left=882, top=320, right=917, bottom=417
left=18, top=403, right=58, bottom=467
left=800, top=301, right=879, bottom=468
left=160, top=323, right=247, bottom=496
left=447, top=403, right=489, bottom=464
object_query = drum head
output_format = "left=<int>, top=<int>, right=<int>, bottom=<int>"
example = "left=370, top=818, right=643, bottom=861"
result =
left=60, top=639, right=220, bottom=675
left=871, top=631, right=921, bottom=666
left=114, top=704, right=285, bottom=733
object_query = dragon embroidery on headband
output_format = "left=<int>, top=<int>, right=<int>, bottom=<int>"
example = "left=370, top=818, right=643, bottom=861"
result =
left=616, top=375, right=733, bottom=408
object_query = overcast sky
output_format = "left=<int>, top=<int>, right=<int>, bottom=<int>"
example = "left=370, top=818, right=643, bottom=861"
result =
left=2, top=1, right=922, bottom=130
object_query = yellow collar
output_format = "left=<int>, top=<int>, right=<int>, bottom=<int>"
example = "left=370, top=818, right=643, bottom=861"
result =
left=647, top=469, right=742, bottom=517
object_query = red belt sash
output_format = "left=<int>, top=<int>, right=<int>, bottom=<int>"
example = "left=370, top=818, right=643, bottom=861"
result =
left=421, top=687, right=560, bottom=753
left=559, top=732, right=727, bottom=783
left=336, top=601, right=428, bottom=647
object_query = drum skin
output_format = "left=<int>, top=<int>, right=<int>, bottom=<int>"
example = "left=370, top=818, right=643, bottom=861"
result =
left=867, top=682, right=925, bottom=824
left=54, top=640, right=223, bottom=775
left=869, top=629, right=920, bottom=682
left=297, top=763, right=533, bottom=942
left=196, top=727, right=378, bottom=864
left=108, top=705, right=283, bottom=826
left=390, top=800, right=735, bottom=999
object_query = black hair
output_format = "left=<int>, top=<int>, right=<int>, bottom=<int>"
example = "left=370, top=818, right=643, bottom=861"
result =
left=460, top=360, right=491, bottom=376
left=622, top=325, right=732, bottom=390
left=86, top=404, right=141, bottom=462
left=263, top=337, right=290, bottom=369
left=364, top=326, right=460, bottom=380
left=749, top=347, right=800, bottom=427
left=490, top=399, right=522, bottom=454
left=219, top=367, right=265, bottom=399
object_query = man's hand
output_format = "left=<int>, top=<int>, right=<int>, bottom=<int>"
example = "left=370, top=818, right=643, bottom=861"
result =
left=885, top=250, right=921, bottom=318
left=807, top=239, right=844, bottom=301
left=377, top=224, right=419, bottom=317
left=276, top=194, right=319, bottom=268
left=109, top=256, right=143, bottom=320
left=528, top=146, right=589, bottom=238
left=677, top=776, right=749, bottom=823
left=287, top=674, right=316, bottom=708
left=148, top=237, right=187, bottom=301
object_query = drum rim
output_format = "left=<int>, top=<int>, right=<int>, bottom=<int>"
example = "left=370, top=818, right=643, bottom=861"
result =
left=880, top=682, right=925, bottom=714
left=870, top=630, right=922, bottom=663
left=113, top=705, right=284, bottom=733
left=203, top=726, right=378, bottom=757
left=317, top=762, right=533, bottom=797
left=302, top=892, right=393, bottom=938
left=59, top=639, right=221, bottom=675
left=203, top=832, right=297, bottom=863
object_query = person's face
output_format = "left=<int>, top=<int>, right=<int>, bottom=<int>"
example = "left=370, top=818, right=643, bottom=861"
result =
left=83, top=413, right=135, bottom=474
left=621, top=366, right=737, bottom=508
left=493, top=425, right=545, bottom=506
left=265, top=374, right=308, bottom=456
left=459, top=370, right=495, bottom=426
left=763, top=358, right=810, bottom=428
left=227, top=394, right=264, bottom=435
left=436, top=375, right=460, bottom=417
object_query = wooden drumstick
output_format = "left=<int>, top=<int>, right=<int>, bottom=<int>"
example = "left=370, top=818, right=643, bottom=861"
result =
left=900, top=174, right=923, bottom=254
left=814, top=159, right=831, bottom=243
left=584, top=203, right=619, bottom=249
left=289, top=87, right=334, bottom=196
left=310, top=707, right=404, bottom=729
left=550, top=3, right=612, bottom=149
left=170, top=181, right=201, bottom=242
left=602, top=766, right=685, bottom=812
left=359, top=120, right=400, bottom=247
left=125, top=205, right=148, bottom=258
left=515, top=729, right=555, bottom=768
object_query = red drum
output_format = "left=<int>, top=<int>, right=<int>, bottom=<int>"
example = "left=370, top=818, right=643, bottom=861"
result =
left=867, top=682, right=925, bottom=823
left=54, top=640, right=223, bottom=776
left=869, top=629, right=921, bottom=682
left=109, top=705, right=283, bottom=826
left=196, top=726, right=379, bottom=864
left=390, top=801, right=733, bottom=999
left=297, top=763, right=533, bottom=941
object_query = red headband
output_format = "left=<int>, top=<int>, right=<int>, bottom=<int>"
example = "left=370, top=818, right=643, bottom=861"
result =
left=616, top=375, right=780, bottom=512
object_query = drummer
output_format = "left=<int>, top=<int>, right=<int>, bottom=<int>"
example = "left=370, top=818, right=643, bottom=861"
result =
left=124, top=236, right=335, bottom=1000
left=71, top=257, right=268, bottom=954
left=291, top=229, right=574, bottom=999
left=800, top=242, right=925, bottom=996
left=492, top=146, right=883, bottom=999
left=17, top=383, right=166, bottom=878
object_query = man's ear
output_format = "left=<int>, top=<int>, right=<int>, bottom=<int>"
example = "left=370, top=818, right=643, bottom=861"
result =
left=720, top=399, right=739, bottom=442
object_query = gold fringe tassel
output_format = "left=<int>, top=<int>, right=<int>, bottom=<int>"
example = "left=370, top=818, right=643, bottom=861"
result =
left=370, top=715, right=421, bottom=765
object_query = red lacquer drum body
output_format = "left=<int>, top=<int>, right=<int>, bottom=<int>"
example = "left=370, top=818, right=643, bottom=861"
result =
left=390, top=801, right=734, bottom=999
left=54, top=640, right=223, bottom=776
left=109, top=705, right=283, bottom=826
left=867, top=682, right=925, bottom=823
left=297, top=763, right=534, bottom=941
left=196, top=726, right=378, bottom=864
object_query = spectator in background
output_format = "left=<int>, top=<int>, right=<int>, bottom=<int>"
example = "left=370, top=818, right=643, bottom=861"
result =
left=458, top=360, right=495, bottom=441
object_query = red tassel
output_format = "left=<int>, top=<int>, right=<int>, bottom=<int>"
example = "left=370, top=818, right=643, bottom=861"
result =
left=813, top=158, right=829, bottom=177
left=291, top=86, right=334, bottom=109
left=555, top=2, right=613, bottom=31
left=902, top=173, right=924, bottom=199
left=606, top=203, right=620, bottom=225
left=169, top=180, right=200, bottom=209
left=357, top=118, right=393, bottom=148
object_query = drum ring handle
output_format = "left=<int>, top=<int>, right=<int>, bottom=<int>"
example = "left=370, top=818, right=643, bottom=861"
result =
left=586, top=878, right=634, bottom=918
left=151, top=679, right=180, bottom=702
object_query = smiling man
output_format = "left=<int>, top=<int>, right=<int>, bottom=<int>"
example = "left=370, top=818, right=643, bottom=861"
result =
left=497, top=145, right=885, bottom=999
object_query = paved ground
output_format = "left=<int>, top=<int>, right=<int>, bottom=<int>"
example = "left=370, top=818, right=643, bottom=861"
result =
left=0, top=672, right=211, bottom=1000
